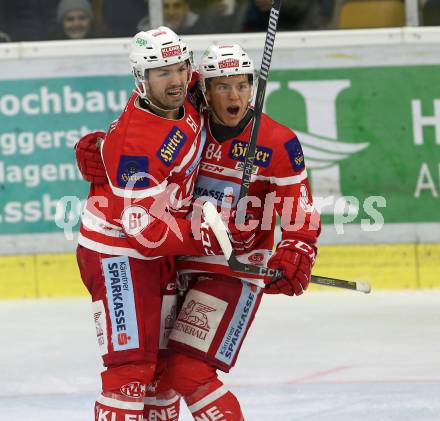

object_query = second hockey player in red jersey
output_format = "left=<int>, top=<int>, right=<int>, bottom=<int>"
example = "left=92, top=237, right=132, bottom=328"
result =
left=160, top=43, right=321, bottom=420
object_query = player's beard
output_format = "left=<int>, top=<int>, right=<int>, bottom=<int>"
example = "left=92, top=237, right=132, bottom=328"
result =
left=148, top=83, right=186, bottom=112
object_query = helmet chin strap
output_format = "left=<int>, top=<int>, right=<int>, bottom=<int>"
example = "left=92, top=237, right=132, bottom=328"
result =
left=200, top=88, right=228, bottom=126
left=206, top=103, right=225, bottom=126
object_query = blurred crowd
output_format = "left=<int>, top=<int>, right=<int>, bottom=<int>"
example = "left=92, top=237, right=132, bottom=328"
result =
left=0, top=0, right=437, bottom=43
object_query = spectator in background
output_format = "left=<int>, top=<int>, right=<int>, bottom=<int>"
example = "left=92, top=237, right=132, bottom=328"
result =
left=320, top=0, right=336, bottom=24
left=192, top=0, right=248, bottom=33
left=0, top=31, right=10, bottom=42
left=244, top=0, right=327, bottom=31
left=163, top=0, right=200, bottom=34
left=136, top=0, right=201, bottom=33
left=52, top=0, right=97, bottom=39
left=0, top=0, right=11, bottom=42
left=103, top=0, right=146, bottom=37
left=137, top=0, right=151, bottom=31
left=3, top=0, right=59, bottom=41
left=422, top=0, right=440, bottom=26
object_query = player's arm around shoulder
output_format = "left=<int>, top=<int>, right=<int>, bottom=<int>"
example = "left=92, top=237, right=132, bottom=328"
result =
left=186, top=71, right=205, bottom=113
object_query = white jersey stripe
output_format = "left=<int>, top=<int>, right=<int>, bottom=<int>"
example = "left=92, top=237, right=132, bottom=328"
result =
left=78, top=233, right=161, bottom=260
left=97, top=394, right=144, bottom=411
left=84, top=207, right=121, bottom=229
left=81, top=208, right=123, bottom=238
left=201, top=162, right=308, bottom=186
left=187, top=385, right=229, bottom=414
left=255, top=168, right=308, bottom=186
left=107, top=177, right=168, bottom=199
left=144, top=394, right=180, bottom=406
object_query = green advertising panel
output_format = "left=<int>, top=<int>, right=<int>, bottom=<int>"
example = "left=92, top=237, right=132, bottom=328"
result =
left=0, top=65, right=439, bottom=237
left=0, top=75, right=131, bottom=234
left=267, top=65, right=440, bottom=225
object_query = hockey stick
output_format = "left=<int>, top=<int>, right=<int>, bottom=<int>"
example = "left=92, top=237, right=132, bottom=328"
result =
left=236, top=0, right=283, bottom=223
left=203, top=201, right=371, bottom=294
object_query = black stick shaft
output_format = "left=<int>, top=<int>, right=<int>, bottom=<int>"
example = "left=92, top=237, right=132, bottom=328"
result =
left=236, top=0, right=283, bottom=221
left=229, top=254, right=369, bottom=292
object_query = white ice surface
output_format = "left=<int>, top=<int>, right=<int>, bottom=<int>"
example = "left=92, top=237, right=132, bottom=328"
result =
left=1, top=291, right=440, bottom=420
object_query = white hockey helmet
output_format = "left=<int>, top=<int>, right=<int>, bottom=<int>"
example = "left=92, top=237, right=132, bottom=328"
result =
left=198, top=43, right=255, bottom=92
left=129, top=26, right=192, bottom=86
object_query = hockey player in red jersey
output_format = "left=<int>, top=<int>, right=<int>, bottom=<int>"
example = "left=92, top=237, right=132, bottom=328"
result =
left=76, top=43, right=320, bottom=420
left=76, top=29, right=257, bottom=421
left=158, top=43, right=321, bottom=420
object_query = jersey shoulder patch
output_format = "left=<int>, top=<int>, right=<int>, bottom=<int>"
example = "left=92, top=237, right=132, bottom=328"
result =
left=258, top=113, right=303, bottom=172
left=116, top=155, right=149, bottom=188
left=284, top=137, right=305, bottom=172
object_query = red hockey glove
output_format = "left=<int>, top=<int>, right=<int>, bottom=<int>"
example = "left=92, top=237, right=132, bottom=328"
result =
left=265, top=239, right=317, bottom=296
left=227, top=209, right=259, bottom=253
left=75, top=131, right=107, bottom=184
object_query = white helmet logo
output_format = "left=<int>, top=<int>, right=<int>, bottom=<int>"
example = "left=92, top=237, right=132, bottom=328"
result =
left=162, top=45, right=182, bottom=58
left=218, top=58, right=239, bottom=69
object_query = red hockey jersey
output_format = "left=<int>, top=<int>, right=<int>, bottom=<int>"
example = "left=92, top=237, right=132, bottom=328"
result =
left=177, top=111, right=321, bottom=281
left=78, top=91, right=207, bottom=259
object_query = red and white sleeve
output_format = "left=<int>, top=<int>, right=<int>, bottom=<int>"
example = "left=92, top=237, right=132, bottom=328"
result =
left=269, top=132, right=321, bottom=247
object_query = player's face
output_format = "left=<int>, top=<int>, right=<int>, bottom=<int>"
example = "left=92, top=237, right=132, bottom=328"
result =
left=62, top=10, right=92, bottom=39
left=206, top=75, right=252, bottom=127
left=147, top=61, right=190, bottom=111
